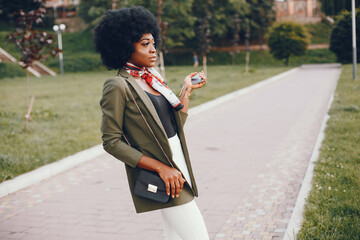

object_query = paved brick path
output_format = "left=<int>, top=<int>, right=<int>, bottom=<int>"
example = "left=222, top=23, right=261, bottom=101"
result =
left=0, top=65, right=341, bottom=240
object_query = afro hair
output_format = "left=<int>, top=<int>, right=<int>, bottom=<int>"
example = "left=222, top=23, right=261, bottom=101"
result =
left=94, top=6, right=161, bottom=70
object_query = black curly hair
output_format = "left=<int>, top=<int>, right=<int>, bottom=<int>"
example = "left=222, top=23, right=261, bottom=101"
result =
left=94, top=6, right=161, bottom=70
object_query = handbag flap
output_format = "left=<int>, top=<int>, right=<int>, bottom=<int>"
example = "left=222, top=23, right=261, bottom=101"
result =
left=138, top=170, right=167, bottom=192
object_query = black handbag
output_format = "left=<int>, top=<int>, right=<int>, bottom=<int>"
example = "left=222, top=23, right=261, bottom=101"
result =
left=133, top=169, right=170, bottom=203
left=122, top=80, right=174, bottom=203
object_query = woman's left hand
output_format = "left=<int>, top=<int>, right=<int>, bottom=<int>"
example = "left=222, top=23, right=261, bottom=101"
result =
left=183, top=71, right=207, bottom=90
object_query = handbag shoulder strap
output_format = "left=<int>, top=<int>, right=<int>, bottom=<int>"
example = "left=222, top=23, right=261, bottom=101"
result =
left=118, top=76, right=174, bottom=168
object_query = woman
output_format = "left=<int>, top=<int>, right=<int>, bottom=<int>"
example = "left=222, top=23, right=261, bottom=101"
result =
left=94, top=6, right=209, bottom=240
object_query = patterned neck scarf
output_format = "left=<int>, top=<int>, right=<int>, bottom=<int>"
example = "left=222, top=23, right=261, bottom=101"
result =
left=124, top=62, right=184, bottom=111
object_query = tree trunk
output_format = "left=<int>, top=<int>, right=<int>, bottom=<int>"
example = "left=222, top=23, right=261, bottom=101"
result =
left=159, top=51, right=166, bottom=79
left=26, top=70, right=29, bottom=110
left=203, top=55, right=207, bottom=76
left=245, top=51, right=250, bottom=74
left=24, top=71, right=33, bottom=132
left=285, top=56, right=289, bottom=66
left=245, top=27, right=251, bottom=74
left=24, top=96, right=35, bottom=132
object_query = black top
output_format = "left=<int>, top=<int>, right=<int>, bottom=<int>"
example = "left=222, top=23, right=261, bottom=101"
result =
left=145, top=92, right=177, bottom=138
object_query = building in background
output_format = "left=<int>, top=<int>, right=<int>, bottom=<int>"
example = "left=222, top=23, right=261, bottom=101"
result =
left=44, top=0, right=81, bottom=19
left=275, top=0, right=321, bottom=23
left=44, top=0, right=86, bottom=32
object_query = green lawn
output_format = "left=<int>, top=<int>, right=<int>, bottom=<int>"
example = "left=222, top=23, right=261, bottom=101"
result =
left=0, top=65, right=290, bottom=182
left=298, top=64, right=360, bottom=239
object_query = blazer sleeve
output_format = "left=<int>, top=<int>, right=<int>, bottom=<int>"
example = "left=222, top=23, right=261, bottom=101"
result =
left=177, top=110, right=188, bottom=128
left=100, top=78, right=143, bottom=168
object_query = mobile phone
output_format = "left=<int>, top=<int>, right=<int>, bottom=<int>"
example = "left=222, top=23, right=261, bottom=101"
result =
left=191, top=73, right=205, bottom=84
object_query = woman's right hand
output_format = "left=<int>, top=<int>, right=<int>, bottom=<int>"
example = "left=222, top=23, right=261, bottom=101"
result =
left=137, top=155, right=186, bottom=198
left=157, top=165, right=186, bottom=198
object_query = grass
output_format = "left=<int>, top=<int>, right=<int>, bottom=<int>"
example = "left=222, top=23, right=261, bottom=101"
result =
left=0, top=65, right=290, bottom=182
left=165, top=65, right=292, bottom=107
left=0, top=71, right=111, bottom=182
left=297, top=64, right=360, bottom=239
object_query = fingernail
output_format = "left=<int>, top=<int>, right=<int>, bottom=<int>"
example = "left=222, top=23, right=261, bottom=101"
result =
left=176, top=194, right=179, bottom=198
left=172, top=195, right=175, bottom=198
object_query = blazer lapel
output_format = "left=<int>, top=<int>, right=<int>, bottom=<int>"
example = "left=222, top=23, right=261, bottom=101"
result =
left=118, top=69, right=168, bottom=140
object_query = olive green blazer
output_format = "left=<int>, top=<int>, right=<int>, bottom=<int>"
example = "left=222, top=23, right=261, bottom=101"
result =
left=100, top=69, right=198, bottom=213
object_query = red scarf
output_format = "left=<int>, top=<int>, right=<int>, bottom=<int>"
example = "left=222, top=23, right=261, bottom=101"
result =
left=124, top=63, right=184, bottom=111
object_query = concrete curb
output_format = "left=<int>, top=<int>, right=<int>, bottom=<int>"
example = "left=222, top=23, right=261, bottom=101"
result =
left=0, top=67, right=299, bottom=198
left=300, top=63, right=341, bottom=69
left=283, top=67, right=341, bottom=240
left=0, top=145, right=105, bottom=198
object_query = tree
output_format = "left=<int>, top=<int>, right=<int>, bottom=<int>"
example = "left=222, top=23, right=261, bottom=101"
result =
left=230, top=13, right=241, bottom=64
left=0, top=0, right=41, bottom=23
left=192, top=0, right=213, bottom=75
left=330, top=9, right=360, bottom=63
left=156, top=0, right=166, bottom=78
left=248, top=0, right=275, bottom=47
left=193, top=0, right=274, bottom=52
left=127, top=0, right=195, bottom=48
left=244, top=0, right=275, bottom=72
left=228, top=0, right=253, bottom=71
left=267, top=22, right=309, bottom=66
left=320, top=0, right=360, bottom=17
left=78, top=0, right=112, bottom=28
left=162, top=0, right=195, bottom=49
left=6, top=0, right=59, bottom=131
left=211, top=0, right=235, bottom=43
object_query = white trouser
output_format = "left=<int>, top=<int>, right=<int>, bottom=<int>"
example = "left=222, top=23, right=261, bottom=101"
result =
left=167, top=134, right=192, bottom=186
left=161, top=135, right=209, bottom=240
left=161, top=200, right=209, bottom=240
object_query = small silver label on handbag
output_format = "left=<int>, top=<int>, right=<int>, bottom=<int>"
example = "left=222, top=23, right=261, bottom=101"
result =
left=147, top=184, right=158, bottom=193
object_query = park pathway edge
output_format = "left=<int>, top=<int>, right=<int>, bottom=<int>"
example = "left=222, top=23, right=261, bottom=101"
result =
left=283, top=66, right=342, bottom=240
left=0, top=145, right=105, bottom=198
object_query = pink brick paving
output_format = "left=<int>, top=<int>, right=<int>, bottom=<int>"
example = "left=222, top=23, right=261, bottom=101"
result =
left=0, top=65, right=340, bottom=240
left=0, top=154, right=163, bottom=240
left=210, top=82, right=334, bottom=240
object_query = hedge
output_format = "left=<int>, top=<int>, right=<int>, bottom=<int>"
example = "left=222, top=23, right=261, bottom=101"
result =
left=330, top=9, right=360, bottom=63
left=0, top=62, right=26, bottom=79
left=47, top=53, right=105, bottom=73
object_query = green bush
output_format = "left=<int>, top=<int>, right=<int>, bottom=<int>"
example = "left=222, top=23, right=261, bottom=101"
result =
left=0, top=62, right=25, bottom=79
left=267, top=22, right=310, bottom=65
left=330, top=10, right=360, bottom=63
left=61, top=31, right=95, bottom=54
left=304, top=22, right=332, bottom=44
left=289, top=48, right=337, bottom=65
left=164, top=48, right=336, bottom=67
left=47, top=53, right=104, bottom=73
